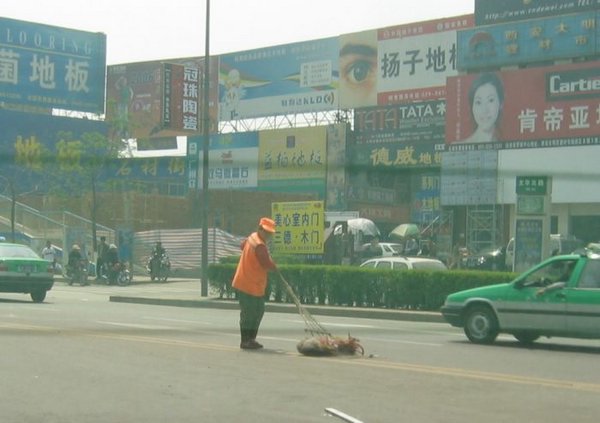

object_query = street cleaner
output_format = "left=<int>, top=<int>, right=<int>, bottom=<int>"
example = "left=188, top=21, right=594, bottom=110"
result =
left=232, top=217, right=278, bottom=350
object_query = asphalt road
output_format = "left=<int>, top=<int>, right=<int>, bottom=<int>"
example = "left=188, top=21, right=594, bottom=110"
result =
left=1, top=282, right=600, bottom=423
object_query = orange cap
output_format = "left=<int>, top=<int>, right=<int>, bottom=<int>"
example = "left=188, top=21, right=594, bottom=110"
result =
left=259, top=217, right=276, bottom=233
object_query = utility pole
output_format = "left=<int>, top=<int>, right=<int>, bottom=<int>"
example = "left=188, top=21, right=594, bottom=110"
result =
left=200, top=0, right=210, bottom=297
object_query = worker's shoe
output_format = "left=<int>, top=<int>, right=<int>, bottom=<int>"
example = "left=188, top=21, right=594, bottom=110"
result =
left=240, top=340, right=263, bottom=350
left=249, top=339, right=263, bottom=349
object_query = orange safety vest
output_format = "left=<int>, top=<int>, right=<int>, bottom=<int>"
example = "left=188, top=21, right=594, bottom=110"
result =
left=232, top=232, right=270, bottom=297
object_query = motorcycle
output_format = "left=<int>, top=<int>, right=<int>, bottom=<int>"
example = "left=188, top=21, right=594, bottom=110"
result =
left=66, top=259, right=89, bottom=286
left=147, top=253, right=171, bottom=282
left=104, top=262, right=131, bottom=286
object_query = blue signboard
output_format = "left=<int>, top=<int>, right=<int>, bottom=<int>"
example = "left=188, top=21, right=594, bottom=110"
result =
left=475, top=0, right=600, bottom=26
left=0, top=17, right=106, bottom=113
left=458, top=12, right=598, bottom=71
left=188, top=132, right=259, bottom=190
left=0, top=109, right=107, bottom=193
left=218, top=38, right=338, bottom=120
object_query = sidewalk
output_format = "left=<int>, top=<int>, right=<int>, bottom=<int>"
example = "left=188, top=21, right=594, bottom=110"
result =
left=106, top=277, right=445, bottom=324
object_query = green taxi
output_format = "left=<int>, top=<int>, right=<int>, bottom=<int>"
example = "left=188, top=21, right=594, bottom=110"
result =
left=441, top=251, right=600, bottom=344
left=0, top=242, right=55, bottom=303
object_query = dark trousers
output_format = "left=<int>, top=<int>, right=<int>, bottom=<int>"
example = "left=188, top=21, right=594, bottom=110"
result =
left=96, top=258, right=104, bottom=278
left=237, top=290, right=265, bottom=342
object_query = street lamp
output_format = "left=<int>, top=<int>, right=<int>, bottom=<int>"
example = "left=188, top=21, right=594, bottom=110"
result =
left=201, top=0, right=211, bottom=297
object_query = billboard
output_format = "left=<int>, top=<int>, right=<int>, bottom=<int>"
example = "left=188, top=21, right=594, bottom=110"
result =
left=325, top=124, right=348, bottom=211
left=187, top=132, right=259, bottom=191
left=411, top=173, right=442, bottom=223
left=162, top=55, right=219, bottom=134
left=257, top=126, right=327, bottom=196
left=110, top=156, right=186, bottom=181
left=445, top=60, right=600, bottom=151
left=339, top=15, right=473, bottom=109
left=162, top=64, right=200, bottom=133
left=474, top=0, right=600, bottom=26
left=350, top=99, right=446, bottom=169
left=441, top=150, right=498, bottom=206
left=218, top=38, right=338, bottom=120
left=0, top=17, right=106, bottom=114
left=376, top=15, right=474, bottom=105
left=458, top=12, right=598, bottom=71
left=271, top=201, right=324, bottom=254
left=107, top=62, right=202, bottom=140
left=0, top=110, right=107, bottom=193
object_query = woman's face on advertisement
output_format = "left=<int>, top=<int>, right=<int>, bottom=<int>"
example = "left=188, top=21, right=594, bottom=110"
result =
left=472, top=82, right=501, bottom=132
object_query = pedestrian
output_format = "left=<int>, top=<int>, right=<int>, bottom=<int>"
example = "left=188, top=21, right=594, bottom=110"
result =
left=451, top=233, right=467, bottom=269
left=96, top=236, right=108, bottom=280
left=232, top=217, right=278, bottom=350
left=105, top=243, right=121, bottom=285
left=41, top=240, right=57, bottom=271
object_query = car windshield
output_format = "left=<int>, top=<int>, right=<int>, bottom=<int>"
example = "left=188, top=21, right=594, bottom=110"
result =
left=522, top=258, right=578, bottom=286
left=0, top=244, right=40, bottom=259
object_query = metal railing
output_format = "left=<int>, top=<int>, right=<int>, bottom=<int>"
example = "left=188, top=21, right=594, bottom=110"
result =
left=0, top=194, right=115, bottom=255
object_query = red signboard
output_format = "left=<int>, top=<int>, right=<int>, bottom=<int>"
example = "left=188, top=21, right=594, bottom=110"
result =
left=445, top=60, right=600, bottom=149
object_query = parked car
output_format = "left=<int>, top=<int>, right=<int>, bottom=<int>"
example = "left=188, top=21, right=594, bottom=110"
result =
left=0, top=243, right=55, bottom=303
left=360, top=242, right=404, bottom=257
left=464, top=246, right=507, bottom=271
left=441, top=250, right=600, bottom=345
left=360, top=256, right=448, bottom=271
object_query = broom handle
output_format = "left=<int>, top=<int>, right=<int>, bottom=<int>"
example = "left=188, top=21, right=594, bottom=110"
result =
left=277, top=270, right=330, bottom=336
left=277, top=270, right=303, bottom=311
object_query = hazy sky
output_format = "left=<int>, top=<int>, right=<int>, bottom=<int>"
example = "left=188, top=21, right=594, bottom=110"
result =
left=3, top=0, right=474, bottom=65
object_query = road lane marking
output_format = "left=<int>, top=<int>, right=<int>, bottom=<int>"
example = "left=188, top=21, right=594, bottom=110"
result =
left=97, top=321, right=175, bottom=330
left=142, top=316, right=214, bottom=325
left=3, top=321, right=600, bottom=394
left=361, top=336, right=443, bottom=347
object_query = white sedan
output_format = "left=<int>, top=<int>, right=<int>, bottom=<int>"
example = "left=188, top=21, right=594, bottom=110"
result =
left=360, top=256, right=448, bottom=271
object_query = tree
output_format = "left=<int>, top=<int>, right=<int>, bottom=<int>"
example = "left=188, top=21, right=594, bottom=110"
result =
left=0, top=128, right=50, bottom=242
left=45, top=130, right=119, bottom=255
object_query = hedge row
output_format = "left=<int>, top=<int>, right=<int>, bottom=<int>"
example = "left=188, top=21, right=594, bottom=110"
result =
left=207, top=264, right=518, bottom=311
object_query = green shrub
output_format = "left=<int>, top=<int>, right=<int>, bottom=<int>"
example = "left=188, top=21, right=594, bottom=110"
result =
left=207, top=263, right=517, bottom=311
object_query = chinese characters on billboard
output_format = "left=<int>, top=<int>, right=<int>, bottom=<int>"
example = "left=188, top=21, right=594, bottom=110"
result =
left=271, top=201, right=324, bottom=254
left=458, top=12, right=597, bottom=71
left=445, top=60, right=600, bottom=151
left=0, top=17, right=106, bottom=114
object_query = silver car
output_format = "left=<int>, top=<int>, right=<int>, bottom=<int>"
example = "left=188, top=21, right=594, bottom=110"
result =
left=360, top=256, right=448, bottom=271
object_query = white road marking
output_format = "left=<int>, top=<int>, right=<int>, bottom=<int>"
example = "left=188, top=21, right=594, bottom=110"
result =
left=97, top=321, right=175, bottom=330
left=142, top=316, right=213, bottom=325
left=361, top=336, right=443, bottom=347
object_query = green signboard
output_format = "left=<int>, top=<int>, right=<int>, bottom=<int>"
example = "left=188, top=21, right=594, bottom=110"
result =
left=517, top=195, right=545, bottom=215
left=516, top=176, right=548, bottom=195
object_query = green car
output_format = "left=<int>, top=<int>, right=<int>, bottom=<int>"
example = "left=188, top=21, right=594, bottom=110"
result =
left=441, top=251, right=600, bottom=345
left=0, top=243, right=55, bottom=303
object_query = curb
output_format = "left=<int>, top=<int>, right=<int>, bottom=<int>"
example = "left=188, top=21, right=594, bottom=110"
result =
left=109, top=296, right=444, bottom=323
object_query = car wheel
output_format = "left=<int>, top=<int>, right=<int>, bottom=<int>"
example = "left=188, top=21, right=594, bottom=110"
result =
left=513, top=332, right=540, bottom=345
left=464, top=305, right=499, bottom=344
left=30, top=290, right=46, bottom=303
